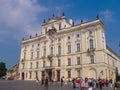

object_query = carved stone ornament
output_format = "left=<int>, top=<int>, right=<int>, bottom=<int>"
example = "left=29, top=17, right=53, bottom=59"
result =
left=47, top=27, right=57, bottom=40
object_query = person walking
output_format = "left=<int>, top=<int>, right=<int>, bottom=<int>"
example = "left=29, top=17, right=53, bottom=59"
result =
left=109, top=79, right=113, bottom=88
left=88, top=82, right=93, bottom=90
left=114, top=82, right=118, bottom=90
left=41, top=77, right=44, bottom=85
left=44, top=77, right=49, bottom=89
left=35, top=76, right=39, bottom=85
left=60, top=76, right=64, bottom=87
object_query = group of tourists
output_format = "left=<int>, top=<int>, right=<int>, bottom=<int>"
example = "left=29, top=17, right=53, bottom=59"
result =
left=36, top=76, right=119, bottom=90
left=70, top=77, right=118, bottom=90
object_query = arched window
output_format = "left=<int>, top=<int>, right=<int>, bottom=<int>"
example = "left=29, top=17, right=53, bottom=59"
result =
left=59, top=23, right=61, bottom=30
left=30, top=62, right=32, bottom=69
left=77, top=43, right=80, bottom=52
left=43, top=48, right=46, bottom=57
left=36, top=62, right=39, bottom=68
left=50, top=47, right=53, bottom=55
left=89, top=39, right=94, bottom=49
left=58, top=46, right=61, bottom=55
left=68, top=45, right=71, bottom=53
left=31, top=52, right=33, bottom=59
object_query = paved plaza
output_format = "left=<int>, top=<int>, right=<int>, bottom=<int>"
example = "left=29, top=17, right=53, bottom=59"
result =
left=0, top=80, right=117, bottom=90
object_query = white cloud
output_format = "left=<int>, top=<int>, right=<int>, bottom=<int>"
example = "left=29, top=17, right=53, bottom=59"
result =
left=100, top=10, right=114, bottom=22
left=0, top=0, right=47, bottom=43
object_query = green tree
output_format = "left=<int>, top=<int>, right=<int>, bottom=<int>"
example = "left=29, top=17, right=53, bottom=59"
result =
left=0, top=62, right=7, bottom=78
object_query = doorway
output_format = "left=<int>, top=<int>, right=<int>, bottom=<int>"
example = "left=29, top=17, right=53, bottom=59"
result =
left=22, top=72, right=24, bottom=80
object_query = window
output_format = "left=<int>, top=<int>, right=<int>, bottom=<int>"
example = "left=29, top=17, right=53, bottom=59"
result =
left=38, top=43, right=40, bottom=47
left=58, top=59, right=61, bottom=67
left=113, top=60, right=114, bottom=67
left=58, top=38, right=61, bottom=41
left=89, top=39, right=94, bottom=49
left=59, top=23, right=61, bottom=30
left=30, top=62, right=32, bottom=69
left=77, top=70, right=80, bottom=77
left=43, top=48, right=46, bottom=57
left=58, top=46, right=61, bottom=55
left=31, top=52, right=33, bottom=59
left=43, top=61, right=45, bottom=67
left=68, top=36, right=70, bottom=40
left=50, top=60, right=52, bottom=67
left=35, top=71, right=38, bottom=78
left=68, top=71, right=71, bottom=78
left=76, top=34, right=79, bottom=38
left=51, top=40, right=53, bottom=43
left=23, top=63, right=25, bottom=69
left=90, top=55, right=94, bottom=64
left=36, top=62, right=39, bottom=68
left=37, top=51, right=39, bottom=58
left=44, top=41, right=46, bottom=45
left=29, top=71, right=32, bottom=79
left=50, top=47, right=53, bottom=55
left=24, top=52, right=26, bottom=60
left=68, top=45, right=71, bottom=53
left=68, top=58, right=71, bottom=66
left=32, top=45, right=34, bottom=48
left=89, top=31, right=92, bottom=35
left=77, top=57, right=80, bottom=65
left=25, top=46, right=27, bottom=50
left=77, top=43, right=80, bottom=52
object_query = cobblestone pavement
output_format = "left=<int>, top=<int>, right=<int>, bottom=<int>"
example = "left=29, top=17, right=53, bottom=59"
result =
left=0, top=80, right=118, bottom=90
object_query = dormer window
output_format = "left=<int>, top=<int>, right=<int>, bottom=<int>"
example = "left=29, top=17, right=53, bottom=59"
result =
left=45, top=27, right=47, bottom=32
left=58, top=38, right=61, bottom=41
left=59, top=23, right=61, bottom=30
left=44, top=41, right=46, bottom=45
left=89, top=31, right=92, bottom=35
left=76, top=34, right=79, bottom=38
left=64, top=25, right=66, bottom=28
left=51, top=40, right=53, bottom=43
left=32, top=45, right=34, bottom=48
left=68, top=36, right=70, bottom=40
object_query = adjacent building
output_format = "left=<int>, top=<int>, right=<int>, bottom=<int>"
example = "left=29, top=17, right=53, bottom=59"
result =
left=18, top=14, right=120, bottom=82
left=7, top=63, right=19, bottom=80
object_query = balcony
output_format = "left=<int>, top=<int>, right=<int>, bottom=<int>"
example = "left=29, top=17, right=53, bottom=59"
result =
left=47, top=55, right=53, bottom=60
left=21, top=59, right=24, bottom=63
left=87, top=48, right=95, bottom=55
left=42, top=56, right=46, bottom=59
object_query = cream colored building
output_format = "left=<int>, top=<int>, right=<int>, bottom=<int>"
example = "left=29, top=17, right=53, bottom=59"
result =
left=18, top=14, right=120, bottom=82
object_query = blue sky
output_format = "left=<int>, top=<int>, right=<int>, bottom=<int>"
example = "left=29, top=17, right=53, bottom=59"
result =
left=0, top=0, right=120, bottom=69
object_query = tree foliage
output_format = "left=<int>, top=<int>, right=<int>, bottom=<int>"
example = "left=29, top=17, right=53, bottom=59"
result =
left=0, top=62, right=7, bottom=78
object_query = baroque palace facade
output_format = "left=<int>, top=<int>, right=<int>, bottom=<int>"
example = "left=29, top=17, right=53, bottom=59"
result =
left=18, top=14, right=120, bottom=82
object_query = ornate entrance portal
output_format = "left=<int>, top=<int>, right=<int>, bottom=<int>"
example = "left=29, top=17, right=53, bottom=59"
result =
left=42, top=69, right=60, bottom=82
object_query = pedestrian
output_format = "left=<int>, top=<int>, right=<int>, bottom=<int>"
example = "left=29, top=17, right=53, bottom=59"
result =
left=44, top=77, right=49, bottom=89
left=109, top=79, right=113, bottom=88
left=72, top=78, right=76, bottom=89
left=81, top=77, right=89, bottom=90
left=105, top=79, right=109, bottom=87
left=41, top=77, right=44, bottom=85
left=88, top=82, right=93, bottom=90
left=61, top=76, right=64, bottom=87
left=99, top=79, right=102, bottom=90
left=114, top=82, right=118, bottom=90
left=35, top=76, right=39, bottom=84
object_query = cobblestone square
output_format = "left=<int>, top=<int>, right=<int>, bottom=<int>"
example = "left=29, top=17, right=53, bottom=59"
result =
left=0, top=80, right=117, bottom=90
